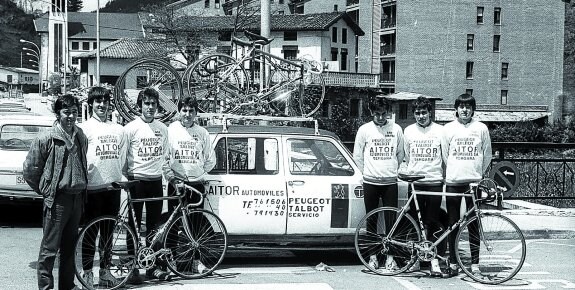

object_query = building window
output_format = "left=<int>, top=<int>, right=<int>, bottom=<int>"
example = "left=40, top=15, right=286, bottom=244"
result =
left=501, top=90, right=508, bottom=105
left=494, top=7, right=501, bottom=25
left=205, top=0, right=209, bottom=8
left=283, top=31, right=297, bottom=41
left=477, top=7, right=484, bottom=24
left=93, top=42, right=97, bottom=49
left=218, top=31, right=232, bottom=41
left=282, top=45, right=298, bottom=60
left=279, top=0, right=284, bottom=3
left=350, top=99, right=360, bottom=117
left=466, top=61, right=474, bottom=79
left=7, top=75, right=12, bottom=83
left=215, top=0, right=220, bottom=8
left=72, top=58, right=79, bottom=65
left=82, top=42, right=90, bottom=50
left=342, top=28, right=348, bottom=44
left=493, top=35, right=501, bottom=52
left=466, top=89, right=473, bottom=95
left=332, top=27, right=338, bottom=43
left=501, top=62, right=509, bottom=80
left=340, top=48, right=348, bottom=71
left=334, top=4, right=338, bottom=11
left=399, top=104, right=408, bottom=119
left=277, top=10, right=284, bottom=15
left=467, top=34, right=474, bottom=51
left=331, top=47, right=338, bottom=61
left=71, top=41, right=79, bottom=50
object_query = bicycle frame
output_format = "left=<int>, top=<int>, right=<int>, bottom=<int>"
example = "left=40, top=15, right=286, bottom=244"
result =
left=386, top=183, right=488, bottom=261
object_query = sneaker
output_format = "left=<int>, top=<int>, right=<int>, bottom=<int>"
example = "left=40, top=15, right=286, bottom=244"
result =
left=471, top=264, right=481, bottom=275
left=445, top=265, right=459, bottom=278
left=368, top=255, right=379, bottom=269
left=127, top=269, right=144, bottom=285
left=384, top=256, right=399, bottom=271
left=99, top=268, right=120, bottom=287
left=146, top=267, right=171, bottom=281
left=82, top=270, right=93, bottom=288
left=193, top=260, right=208, bottom=274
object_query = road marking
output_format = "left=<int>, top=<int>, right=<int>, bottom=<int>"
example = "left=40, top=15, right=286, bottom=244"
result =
left=516, top=272, right=550, bottom=275
left=393, top=277, right=422, bottom=290
left=138, top=283, right=334, bottom=290
left=215, top=266, right=316, bottom=274
left=466, top=279, right=575, bottom=289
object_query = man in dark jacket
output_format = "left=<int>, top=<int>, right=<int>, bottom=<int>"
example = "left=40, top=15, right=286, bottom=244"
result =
left=23, top=94, right=88, bottom=290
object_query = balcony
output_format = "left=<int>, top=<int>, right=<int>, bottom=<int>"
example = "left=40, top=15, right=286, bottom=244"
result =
left=323, top=72, right=379, bottom=88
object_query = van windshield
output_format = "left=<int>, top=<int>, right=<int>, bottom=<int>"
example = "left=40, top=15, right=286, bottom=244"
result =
left=0, top=124, right=51, bottom=150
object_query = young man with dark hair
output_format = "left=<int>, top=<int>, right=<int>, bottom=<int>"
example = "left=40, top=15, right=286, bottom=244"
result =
left=403, top=96, right=447, bottom=276
left=353, top=97, right=405, bottom=271
left=78, top=86, right=127, bottom=287
left=123, top=87, right=170, bottom=282
left=441, top=93, right=492, bottom=276
left=24, top=94, right=88, bottom=290
left=163, top=96, right=216, bottom=273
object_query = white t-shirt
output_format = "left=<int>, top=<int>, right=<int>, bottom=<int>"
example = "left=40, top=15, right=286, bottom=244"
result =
left=403, top=122, right=444, bottom=185
left=442, top=119, right=492, bottom=185
left=124, top=117, right=169, bottom=180
left=79, top=117, right=127, bottom=190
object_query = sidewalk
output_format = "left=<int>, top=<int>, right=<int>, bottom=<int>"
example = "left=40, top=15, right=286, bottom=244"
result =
left=499, top=208, right=575, bottom=239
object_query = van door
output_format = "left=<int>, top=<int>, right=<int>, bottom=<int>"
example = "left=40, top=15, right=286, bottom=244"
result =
left=205, top=136, right=287, bottom=235
left=282, top=136, right=364, bottom=235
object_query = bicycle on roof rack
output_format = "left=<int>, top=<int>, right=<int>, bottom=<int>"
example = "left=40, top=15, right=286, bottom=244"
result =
left=354, top=174, right=526, bottom=284
left=74, top=180, right=227, bottom=290
left=184, top=30, right=325, bottom=117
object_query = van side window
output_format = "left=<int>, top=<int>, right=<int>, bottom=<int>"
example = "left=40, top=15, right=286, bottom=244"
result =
left=210, top=137, right=279, bottom=175
left=287, top=139, right=354, bottom=176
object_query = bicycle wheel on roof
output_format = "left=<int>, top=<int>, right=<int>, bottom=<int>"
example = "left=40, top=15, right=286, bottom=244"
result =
left=114, top=58, right=182, bottom=123
left=185, top=53, right=249, bottom=114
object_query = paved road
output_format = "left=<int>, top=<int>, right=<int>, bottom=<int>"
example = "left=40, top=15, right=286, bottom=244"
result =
left=23, top=93, right=52, bottom=115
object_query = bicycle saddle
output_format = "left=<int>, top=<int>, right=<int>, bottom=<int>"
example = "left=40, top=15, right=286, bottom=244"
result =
left=244, top=30, right=274, bottom=45
left=397, top=173, right=426, bottom=182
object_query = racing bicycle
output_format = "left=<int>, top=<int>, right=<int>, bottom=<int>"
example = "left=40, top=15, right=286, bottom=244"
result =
left=74, top=180, right=228, bottom=290
left=354, top=175, right=526, bottom=284
left=185, top=30, right=325, bottom=117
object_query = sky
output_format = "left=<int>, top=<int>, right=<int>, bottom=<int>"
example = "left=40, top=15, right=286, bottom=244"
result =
left=80, top=0, right=112, bottom=12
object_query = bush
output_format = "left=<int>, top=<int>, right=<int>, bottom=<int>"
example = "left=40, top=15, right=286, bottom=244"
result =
left=490, top=117, right=575, bottom=143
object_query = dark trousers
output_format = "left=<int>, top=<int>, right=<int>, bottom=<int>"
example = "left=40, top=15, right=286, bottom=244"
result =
left=128, top=179, right=163, bottom=243
left=408, top=184, right=447, bottom=256
left=446, top=184, right=480, bottom=264
left=363, top=183, right=398, bottom=234
left=38, top=193, right=83, bottom=290
left=81, top=189, right=121, bottom=271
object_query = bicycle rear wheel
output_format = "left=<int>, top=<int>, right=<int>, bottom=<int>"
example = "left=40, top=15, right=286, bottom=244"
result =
left=163, top=209, right=228, bottom=279
left=355, top=207, right=421, bottom=275
left=455, top=213, right=526, bottom=284
left=75, top=216, right=137, bottom=290
left=186, top=53, right=249, bottom=113
left=267, top=67, right=324, bottom=117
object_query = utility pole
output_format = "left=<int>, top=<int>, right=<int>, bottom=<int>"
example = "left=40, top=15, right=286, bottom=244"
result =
left=96, top=0, right=100, bottom=85
left=260, top=0, right=270, bottom=92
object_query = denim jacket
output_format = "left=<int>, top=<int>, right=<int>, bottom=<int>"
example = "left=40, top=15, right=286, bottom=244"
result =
left=23, top=124, right=88, bottom=208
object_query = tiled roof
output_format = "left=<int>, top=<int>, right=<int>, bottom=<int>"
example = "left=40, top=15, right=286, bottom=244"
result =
left=73, top=38, right=168, bottom=59
left=0, top=66, right=39, bottom=74
left=150, top=12, right=363, bottom=35
left=34, top=12, right=143, bottom=40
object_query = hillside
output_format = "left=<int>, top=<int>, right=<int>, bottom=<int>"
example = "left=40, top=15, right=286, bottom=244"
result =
left=0, top=0, right=39, bottom=68
left=100, top=0, right=179, bottom=13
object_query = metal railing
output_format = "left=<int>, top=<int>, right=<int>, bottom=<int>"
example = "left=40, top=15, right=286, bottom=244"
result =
left=323, top=72, right=379, bottom=88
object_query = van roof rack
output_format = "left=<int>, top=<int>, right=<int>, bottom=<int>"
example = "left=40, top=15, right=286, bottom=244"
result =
left=197, top=113, right=319, bottom=135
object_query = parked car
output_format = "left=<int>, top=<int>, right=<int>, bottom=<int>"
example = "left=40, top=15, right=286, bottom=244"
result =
left=0, top=114, right=54, bottom=204
left=199, top=115, right=368, bottom=249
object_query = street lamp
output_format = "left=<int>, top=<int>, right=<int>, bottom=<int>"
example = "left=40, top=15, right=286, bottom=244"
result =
left=20, top=39, right=42, bottom=94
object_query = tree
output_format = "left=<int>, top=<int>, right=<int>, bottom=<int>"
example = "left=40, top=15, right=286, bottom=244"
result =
left=67, top=0, right=83, bottom=12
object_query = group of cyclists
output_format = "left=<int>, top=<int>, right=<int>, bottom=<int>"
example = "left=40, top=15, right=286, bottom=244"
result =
left=23, top=86, right=215, bottom=290
left=353, top=94, right=492, bottom=278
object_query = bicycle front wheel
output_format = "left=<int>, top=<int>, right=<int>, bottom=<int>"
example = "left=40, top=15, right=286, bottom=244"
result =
left=355, top=207, right=421, bottom=275
left=163, top=209, right=228, bottom=279
left=455, top=213, right=526, bottom=284
left=267, top=68, right=325, bottom=117
left=186, top=53, right=249, bottom=114
left=75, top=216, right=137, bottom=290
